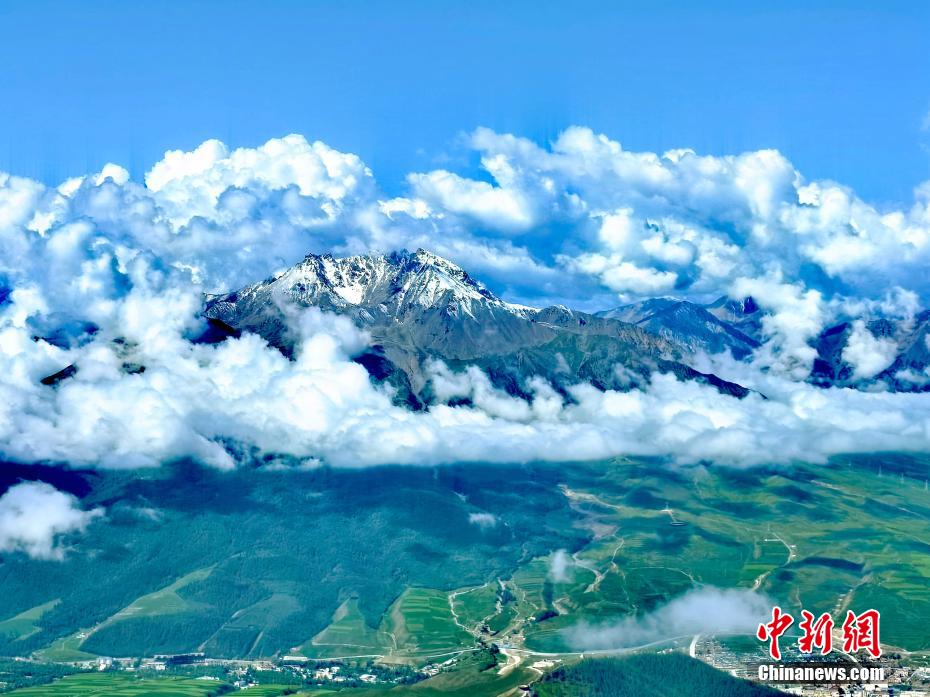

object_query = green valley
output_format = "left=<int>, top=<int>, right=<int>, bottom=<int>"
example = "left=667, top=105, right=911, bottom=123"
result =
left=1, top=454, right=929, bottom=692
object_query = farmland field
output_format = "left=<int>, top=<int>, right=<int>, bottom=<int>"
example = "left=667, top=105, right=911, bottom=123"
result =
left=299, top=598, right=392, bottom=658
left=382, top=588, right=472, bottom=658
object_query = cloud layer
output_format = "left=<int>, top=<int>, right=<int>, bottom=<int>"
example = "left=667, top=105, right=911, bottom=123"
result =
left=565, top=587, right=771, bottom=651
left=3, top=128, right=930, bottom=482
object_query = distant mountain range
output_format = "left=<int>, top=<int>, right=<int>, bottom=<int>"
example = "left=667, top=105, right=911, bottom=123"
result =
left=595, top=297, right=761, bottom=360
left=202, top=249, right=930, bottom=403
left=38, top=248, right=930, bottom=400
left=203, top=250, right=751, bottom=405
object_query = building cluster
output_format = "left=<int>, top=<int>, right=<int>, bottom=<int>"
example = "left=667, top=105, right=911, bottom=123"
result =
left=693, top=636, right=930, bottom=697
left=420, top=657, right=458, bottom=677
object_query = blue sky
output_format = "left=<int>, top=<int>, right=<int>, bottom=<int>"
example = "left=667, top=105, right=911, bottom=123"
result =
left=1, top=0, right=928, bottom=206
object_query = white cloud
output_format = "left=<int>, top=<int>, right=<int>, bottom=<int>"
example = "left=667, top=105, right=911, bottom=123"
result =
left=566, top=587, right=771, bottom=650
left=549, top=549, right=573, bottom=583
left=3, top=285, right=930, bottom=469
left=842, top=320, right=899, bottom=380
left=0, top=482, right=103, bottom=560
left=146, top=135, right=374, bottom=227
left=406, top=127, right=930, bottom=332
left=730, top=274, right=825, bottom=378
left=567, top=253, right=679, bottom=295
left=4, top=130, right=930, bottom=473
left=468, top=512, right=498, bottom=529
left=407, top=170, right=535, bottom=232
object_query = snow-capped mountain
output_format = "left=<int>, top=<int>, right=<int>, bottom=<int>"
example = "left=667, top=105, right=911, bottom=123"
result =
left=262, top=248, right=506, bottom=317
left=204, top=250, right=750, bottom=406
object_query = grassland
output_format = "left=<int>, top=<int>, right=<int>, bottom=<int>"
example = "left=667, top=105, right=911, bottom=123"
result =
left=34, top=633, right=98, bottom=663
left=1, top=463, right=584, bottom=660
left=0, top=601, right=59, bottom=644
left=102, top=569, right=213, bottom=624
left=511, top=454, right=930, bottom=654
left=32, top=569, right=214, bottom=662
left=7, top=673, right=231, bottom=696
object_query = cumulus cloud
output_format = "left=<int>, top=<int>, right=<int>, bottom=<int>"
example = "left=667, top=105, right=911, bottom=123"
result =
left=0, top=482, right=103, bottom=560
left=405, top=127, right=930, bottom=329
left=730, top=274, right=825, bottom=378
left=565, top=587, right=771, bottom=651
left=4, top=129, right=930, bottom=472
left=842, top=320, right=899, bottom=380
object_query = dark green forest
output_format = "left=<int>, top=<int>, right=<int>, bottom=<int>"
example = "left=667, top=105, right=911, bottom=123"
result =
left=535, top=654, right=787, bottom=697
left=0, top=461, right=588, bottom=658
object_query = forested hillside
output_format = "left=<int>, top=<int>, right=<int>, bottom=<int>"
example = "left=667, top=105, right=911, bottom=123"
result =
left=535, top=654, right=787, bottom=697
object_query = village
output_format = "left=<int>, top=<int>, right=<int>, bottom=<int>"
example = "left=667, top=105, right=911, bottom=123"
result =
left=26, top=637, right=929, bottom=697
left=46, top=650, right=460, bottom=691
left=692, top=636, right=930, bottom=697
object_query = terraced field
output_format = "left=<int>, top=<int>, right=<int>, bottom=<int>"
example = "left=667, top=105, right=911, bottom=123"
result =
left=382, top=588, right=472, bottom=658
left=298, top=598, right=392, bottom=658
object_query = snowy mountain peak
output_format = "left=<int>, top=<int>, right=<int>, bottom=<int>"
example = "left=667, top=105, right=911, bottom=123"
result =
left=243, top=249, right=511, bottom=320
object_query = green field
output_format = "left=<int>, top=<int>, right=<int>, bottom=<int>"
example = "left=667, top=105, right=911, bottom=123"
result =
left=4, top=674, right=343, bottom=697
left=449, top=583, right=498, bottom=633
left=7, top=673, right=231, bottom=696
left=298, top=597, right=392, bottom=658
left=382, top=588, right=472, bottom=658
left=0, top=601, right=60, bottom=644
left=354, top=649, right=536, bottom=697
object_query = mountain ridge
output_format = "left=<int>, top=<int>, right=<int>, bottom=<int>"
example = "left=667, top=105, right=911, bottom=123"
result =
left=203, top=249, right=752, bottom=405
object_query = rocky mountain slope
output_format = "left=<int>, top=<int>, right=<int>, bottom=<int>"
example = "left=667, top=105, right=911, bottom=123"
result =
left=203, top=249, right=750, bottom=405
left=809, top=313, right=930, bottom=391
left=596, top=298, right=760, bottom=360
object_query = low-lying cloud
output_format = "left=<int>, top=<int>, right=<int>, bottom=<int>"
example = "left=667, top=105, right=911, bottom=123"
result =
left=0, top=482, right=102, bottom=560
left=468, top=512, right=498, bottom=529
left=565, top=587, right=771, bottom=651
left=549, top=549, right=573, bottom=583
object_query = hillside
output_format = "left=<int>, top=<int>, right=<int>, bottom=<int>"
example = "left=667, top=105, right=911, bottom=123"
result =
left=2, top=453, right=929, bottom=662
left=534, top=654, right=787, bottom=697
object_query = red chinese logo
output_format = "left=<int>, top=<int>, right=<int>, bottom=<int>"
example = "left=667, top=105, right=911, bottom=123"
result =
left=798, top=610, right=833, bottom=655
left=757, top=606, right=794, bottom=660
left=842, top=609, right=882, bottom=658
left=756, top=607, right=881, bottom=659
